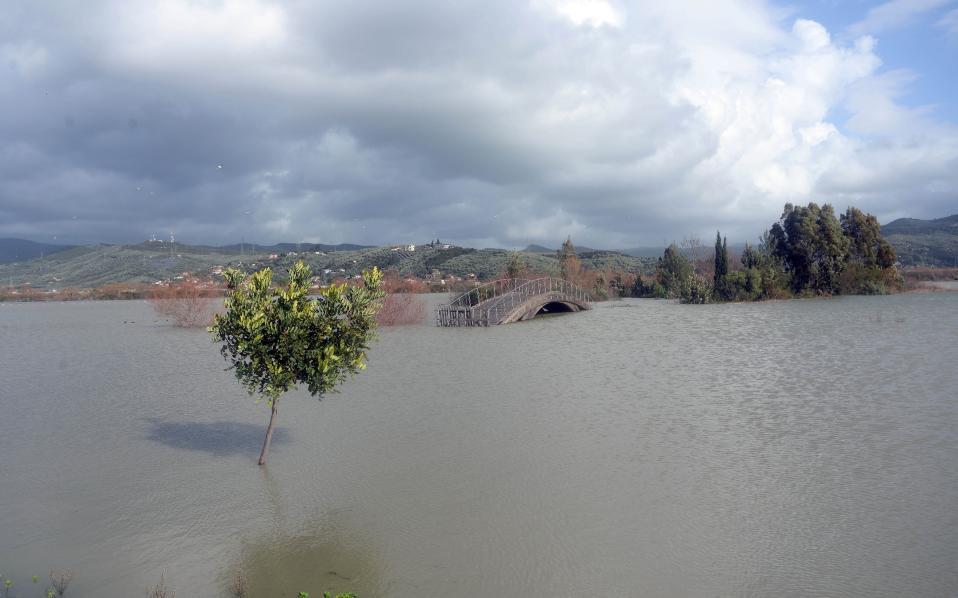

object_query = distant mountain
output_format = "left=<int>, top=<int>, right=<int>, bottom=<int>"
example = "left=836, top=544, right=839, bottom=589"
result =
left=0, top=238, right=74, bottom=264
left=883, top=214, right=958, bottom=235
left=882, top=214, right=958, bottom=267
left=522, top=244, right=554, bottom=254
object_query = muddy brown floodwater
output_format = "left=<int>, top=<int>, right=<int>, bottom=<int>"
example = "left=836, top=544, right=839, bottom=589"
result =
left=1, top=293, right=956, bottom=597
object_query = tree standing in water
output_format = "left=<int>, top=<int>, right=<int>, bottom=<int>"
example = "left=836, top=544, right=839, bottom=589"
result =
left=506, top=251, right=525, bottom=279
left=210, top=261, right=384, bottom=465
left=557, top=237, right=581, bottom=281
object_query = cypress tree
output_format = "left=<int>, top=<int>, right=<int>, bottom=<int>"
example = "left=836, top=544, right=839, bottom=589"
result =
left=722, top=236, right=729, bottom=274
left=713, top=231, right=728, bottom=287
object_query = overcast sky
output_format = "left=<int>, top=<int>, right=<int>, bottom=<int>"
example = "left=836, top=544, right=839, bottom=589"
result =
left=1, top=0, right=956, bottom=249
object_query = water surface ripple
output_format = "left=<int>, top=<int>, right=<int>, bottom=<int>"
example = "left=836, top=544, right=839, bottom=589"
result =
left=1, top=294, right=956, bottom=597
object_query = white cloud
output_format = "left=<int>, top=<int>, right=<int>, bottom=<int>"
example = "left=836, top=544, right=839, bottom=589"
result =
left=1, top=0, right=956, bottom=247
left=793, top=18, right=831, bottom=50
left=671, top=18, right=887, bottom=212
left=938, top=7, right=958, bottom=36
left=848, top=0, right=957, bottom=35
left=533, top=0, right=624, bottom=28
left=101, top=0, right=289, bottom=79
left=799, top=122, right=838, bottom=146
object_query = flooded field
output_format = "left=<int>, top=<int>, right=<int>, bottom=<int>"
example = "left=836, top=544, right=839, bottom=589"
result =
left=1, top=293, right=956, bottom=597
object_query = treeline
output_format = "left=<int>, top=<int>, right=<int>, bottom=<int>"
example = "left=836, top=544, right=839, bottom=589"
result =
left=635, top=203, right=901, bottom=303
left=0, top=281, right=225, bottom=303
left=0, top=282, right=161, bottom=302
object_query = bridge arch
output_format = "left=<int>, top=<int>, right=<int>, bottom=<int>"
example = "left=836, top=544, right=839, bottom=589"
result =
left=499, top=294, right=589, bottom=323
left=537, top=301, right=578, bottom=314
left=436, top=278, right=592, bottom=326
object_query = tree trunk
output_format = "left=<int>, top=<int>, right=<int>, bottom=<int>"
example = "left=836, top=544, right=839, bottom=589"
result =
left=258, top=402, right=279, bottom=466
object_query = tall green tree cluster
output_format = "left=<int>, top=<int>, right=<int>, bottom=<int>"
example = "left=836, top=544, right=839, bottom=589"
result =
left=633, top=243, right=691, bottom=299
left=637, top=202, right=899, bottom=303
left=659, top=243, right=692, bottom=298
left=767, top=202, right=849, bottom=294
left=767, top=203, right=897, bottom=295
left=633, top=243, right=714, bottom=302
left=840, top=207, right=897, bottom=269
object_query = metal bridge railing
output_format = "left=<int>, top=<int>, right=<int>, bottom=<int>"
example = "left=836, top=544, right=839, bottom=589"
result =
left=435, top=277, right=591, bottom=327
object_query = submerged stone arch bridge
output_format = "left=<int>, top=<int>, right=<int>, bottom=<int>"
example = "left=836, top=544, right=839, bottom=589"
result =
left=436, top=278, right=592, bottom=327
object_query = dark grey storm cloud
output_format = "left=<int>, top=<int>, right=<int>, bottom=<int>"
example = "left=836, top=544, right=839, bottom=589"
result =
left=1, top=0, right=956, bottom=248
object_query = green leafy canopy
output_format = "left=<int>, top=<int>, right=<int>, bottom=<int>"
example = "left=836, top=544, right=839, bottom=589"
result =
left=209, top=261, right=385, bottom=404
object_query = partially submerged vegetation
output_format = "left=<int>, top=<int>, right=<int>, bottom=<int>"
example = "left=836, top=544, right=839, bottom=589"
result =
left=548, top=237, right=636, bottom=301
left=148, top=280, right=219, bottom=327
left=376, top=271, right=428, bottom=326
left=636, top=203, right=905, bottom=303
left=1, top=205, right=953, bottom=306
left=209, top=261, right=384, bottom=465
left=0, top=570, right=72, bottom=598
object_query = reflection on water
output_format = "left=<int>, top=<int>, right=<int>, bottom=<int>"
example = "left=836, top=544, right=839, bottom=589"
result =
left=230, top=468, right=383, bottom=597
left=145, top=418, right=290, bottom=457
left=233, top=521, right=382, bottom=598
left=1, top=294, right=957, bottom=597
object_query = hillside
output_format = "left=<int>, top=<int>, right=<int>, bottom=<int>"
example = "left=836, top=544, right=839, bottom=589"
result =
left=882, top=214, right=958, bottom=267
left=0, top=244, right=240, bottom=289
left=0, top=238, right=74, bottom=264
left=234, top=245, right=656, bottom=282
left=7, top=211, right=948, bottom=289
left=0, top=240, right=656, bottom=290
